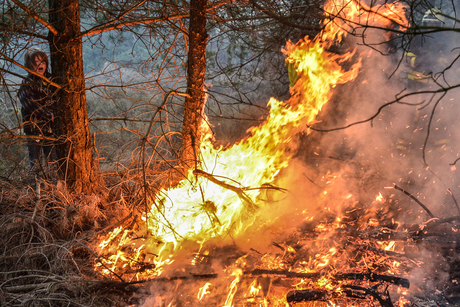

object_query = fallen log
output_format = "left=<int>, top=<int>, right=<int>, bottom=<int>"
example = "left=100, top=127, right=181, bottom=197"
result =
left=287, top=285, right=394, bottom=307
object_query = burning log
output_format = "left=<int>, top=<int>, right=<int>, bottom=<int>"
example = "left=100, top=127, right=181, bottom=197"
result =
left=287, top=285, right=394, bottom=307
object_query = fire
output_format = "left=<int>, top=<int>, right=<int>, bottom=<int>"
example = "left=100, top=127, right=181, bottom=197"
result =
left=197, top=282, right=212, bottom=302
left=224, top=269, right=242, bottom=307
left=96, top=0, right=411, bottom=304
left=322, top=0, right=409, bottom=43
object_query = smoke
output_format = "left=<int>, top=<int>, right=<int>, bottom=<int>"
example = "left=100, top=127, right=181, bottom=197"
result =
left=284, top=6, right=460, bottom=298
left=308, top=23, right=460, bottom=212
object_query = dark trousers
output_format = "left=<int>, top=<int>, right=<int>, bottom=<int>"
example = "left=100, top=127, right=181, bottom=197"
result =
left=27, top=138, right=57, bottom=171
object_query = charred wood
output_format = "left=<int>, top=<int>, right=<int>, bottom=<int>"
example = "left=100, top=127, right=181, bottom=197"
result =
left=343, top=285, right=393, bottom=307
left=286, top=289, right=329, bottom=303
left=287, top=285, right=394, bottom=307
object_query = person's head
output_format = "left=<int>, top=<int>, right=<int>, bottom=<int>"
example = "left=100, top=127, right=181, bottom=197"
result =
left=24, top=47, right=49, bottom=76
left=422, top=9, right=444, bottom=27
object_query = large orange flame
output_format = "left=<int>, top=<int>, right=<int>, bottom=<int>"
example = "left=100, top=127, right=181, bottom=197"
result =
left=96, top=0, right=409, bottom=287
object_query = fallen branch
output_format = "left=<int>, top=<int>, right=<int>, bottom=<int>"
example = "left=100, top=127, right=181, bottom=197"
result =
left=86, top=269, right=409, bottom=291
left=3, top=282, right=53, bottom=293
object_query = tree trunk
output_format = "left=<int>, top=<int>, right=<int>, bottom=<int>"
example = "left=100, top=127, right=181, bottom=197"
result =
left=180, top=0, right=208, bottom=171
left=48, top=0, right=97, bottom=193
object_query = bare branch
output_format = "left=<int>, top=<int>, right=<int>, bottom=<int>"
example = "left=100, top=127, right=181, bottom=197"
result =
left=8, top=0, right=58, bottom=35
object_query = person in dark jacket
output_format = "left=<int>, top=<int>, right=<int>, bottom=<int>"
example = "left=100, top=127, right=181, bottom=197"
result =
left=18, top=47, right=56, bottom=174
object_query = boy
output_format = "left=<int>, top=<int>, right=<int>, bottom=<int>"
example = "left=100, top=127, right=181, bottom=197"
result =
left=18, top=47, right=56, bottom=177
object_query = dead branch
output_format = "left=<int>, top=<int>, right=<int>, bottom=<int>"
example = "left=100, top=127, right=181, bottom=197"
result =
left=447, top=189, right=460, bottom=215
left=394, top=185, right=435, bottom=218
left=79, top=14, right=189, bottom=38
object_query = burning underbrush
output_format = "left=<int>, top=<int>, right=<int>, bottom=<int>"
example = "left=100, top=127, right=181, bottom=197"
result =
left=94, top=159, right=460, bottom=307
left=2, top=160, right=460, bottom=306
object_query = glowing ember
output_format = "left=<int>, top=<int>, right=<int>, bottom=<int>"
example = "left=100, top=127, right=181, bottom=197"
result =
left=376, top=192, right=385, bottom=202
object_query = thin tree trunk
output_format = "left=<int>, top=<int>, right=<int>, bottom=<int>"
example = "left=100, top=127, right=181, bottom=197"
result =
left=180, top=0, right=208, bottom=171
left=48, top=0, right=98, bottom=193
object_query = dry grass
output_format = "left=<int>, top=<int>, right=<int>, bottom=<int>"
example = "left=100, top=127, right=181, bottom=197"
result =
left=0, top=174, right=156, bottom=307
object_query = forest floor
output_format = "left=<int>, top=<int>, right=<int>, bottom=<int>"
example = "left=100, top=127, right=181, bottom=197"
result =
left=2, top=166, right=460, bottom=307
left=0, top=176, right=142, bottom=307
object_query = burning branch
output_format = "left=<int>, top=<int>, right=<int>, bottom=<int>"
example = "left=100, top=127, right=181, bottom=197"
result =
left=246, top=269, right=410, bottom=288
left=193, top=169, right=258, bottom=209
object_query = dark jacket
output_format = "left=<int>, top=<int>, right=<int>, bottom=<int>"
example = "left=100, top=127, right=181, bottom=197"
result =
left=18, top=73, right=54, bottom=136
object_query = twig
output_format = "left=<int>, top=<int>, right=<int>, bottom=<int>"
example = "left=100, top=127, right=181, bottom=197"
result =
left=358, top=245, right=407, bottom=258
left=9, top=0, right=58, bottom=35
left=394, top=185, right=435, bottom=218
left=31, top=177, right=41, bottom=221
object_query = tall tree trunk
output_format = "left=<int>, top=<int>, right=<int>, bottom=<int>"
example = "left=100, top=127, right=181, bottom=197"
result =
left=48, top=0, right=97, bottom=193
left=180, top=0, right=208, bottom=171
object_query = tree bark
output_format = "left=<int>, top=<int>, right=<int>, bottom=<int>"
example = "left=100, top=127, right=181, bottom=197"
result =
left=48, top=0, right=97, bottom=193
left=180, top=0, right=208, bottom=171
